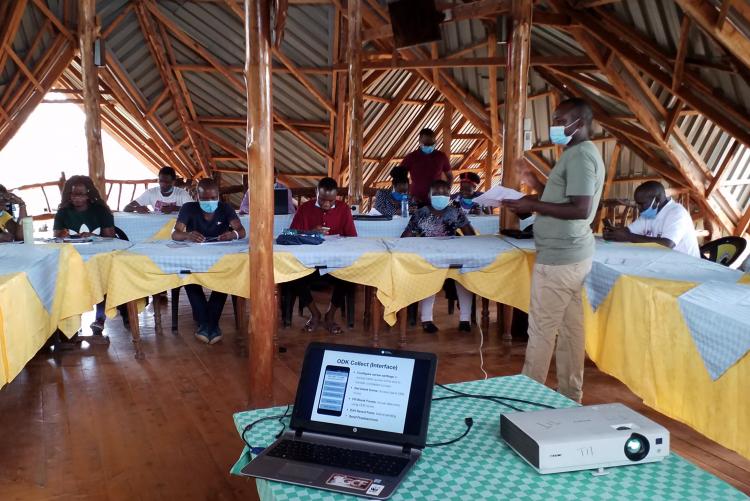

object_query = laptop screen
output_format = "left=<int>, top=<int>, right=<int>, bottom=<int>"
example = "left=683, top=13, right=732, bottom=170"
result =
left=291, top=343, right=437, bottom=448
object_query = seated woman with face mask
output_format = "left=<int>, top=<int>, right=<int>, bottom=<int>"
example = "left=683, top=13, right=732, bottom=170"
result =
left=401, top=179, right=476, bottom=333
left=371, top=166, right=412, bottom=217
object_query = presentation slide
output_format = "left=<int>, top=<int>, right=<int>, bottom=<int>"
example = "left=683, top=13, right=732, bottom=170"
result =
left=311, top=350, right=415, bottom=434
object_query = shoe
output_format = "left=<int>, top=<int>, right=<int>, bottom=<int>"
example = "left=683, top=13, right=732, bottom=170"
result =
left=195, top=325, right=210, bottom=344
left=458, top=321, right=471, bottom=332
left=422, top=321, right=439, bottom=333
left=208, top=326, right=223, bottom=345
left=90, top=320, right=104, bottom=335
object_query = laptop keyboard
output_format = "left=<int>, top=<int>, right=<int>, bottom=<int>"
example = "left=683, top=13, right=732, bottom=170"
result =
left=267, top=440, right=410, bottom=477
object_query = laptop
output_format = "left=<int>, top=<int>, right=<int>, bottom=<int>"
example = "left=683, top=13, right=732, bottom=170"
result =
left=274, top=188, right=290, bottom=215
left=241, top=342, right=438, bottom=499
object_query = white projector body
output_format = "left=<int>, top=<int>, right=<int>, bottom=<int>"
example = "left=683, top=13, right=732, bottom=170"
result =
left=500, top=403, right=670, bottom=474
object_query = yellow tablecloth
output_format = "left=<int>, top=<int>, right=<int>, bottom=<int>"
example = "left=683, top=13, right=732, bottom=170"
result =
left=583, top=275, right=750, bottom=460
left=0, top=245, right=92, bottom=386
left=383, top=248, right=532, bottom=325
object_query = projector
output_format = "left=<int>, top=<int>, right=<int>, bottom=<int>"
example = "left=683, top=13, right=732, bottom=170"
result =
left=500, top=403, right=669, bottom=474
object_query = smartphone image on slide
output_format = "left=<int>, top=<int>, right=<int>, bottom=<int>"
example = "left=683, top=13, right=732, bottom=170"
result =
left=317, top=365, right=350, bottom=416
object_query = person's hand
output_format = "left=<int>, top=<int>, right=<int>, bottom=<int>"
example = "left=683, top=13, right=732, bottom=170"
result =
left=603, top=226, right=631, bottom=242
left=78, top=232, right=94, bottom=238
left=218, top=231, right=236, bottom=241
left=187, top=231, right=205, bottom=243
left=160, top=204, right=177, bottom=214
left=135, top=205, right=150, bottom=214
left=502, top=196, right=536, bottom=214
left=313, top=226, right=330, bottom=235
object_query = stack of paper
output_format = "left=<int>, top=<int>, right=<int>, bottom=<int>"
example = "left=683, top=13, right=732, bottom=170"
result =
left=473, top=185, right=524, bottom=207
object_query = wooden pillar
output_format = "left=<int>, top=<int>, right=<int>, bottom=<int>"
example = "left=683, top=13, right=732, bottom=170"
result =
left=487, top=29, right=500, bottom=192
left=501, top=0, right=532, bottom=227
left=245, top=0, right=275, bottom=408
left=442, top=102, right=453, bottom=158
left=79, top=0, right=106, bottom=196
left=347, top=0, right=363, bottom=206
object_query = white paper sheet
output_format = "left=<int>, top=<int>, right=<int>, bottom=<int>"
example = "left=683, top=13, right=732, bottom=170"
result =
left=473, top=185, right=524, bottom=207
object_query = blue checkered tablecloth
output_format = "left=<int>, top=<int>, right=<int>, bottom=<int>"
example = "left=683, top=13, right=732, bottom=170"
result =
left=0, top=243, right=60, bottom=312
left=64, top=237, right=133, bottom=261
left=585, top=241, right=742, bottom=310
left=677, top=281, right=750, bottom=380
left=274, top=237, right=389, bottom=271
left=231, top=376, right=746, bottom=501
left=384, top=235, right=518, bottom=271
left=114, top=212, right=175, bottom=242
left=127, top=239, right=249, bottom=274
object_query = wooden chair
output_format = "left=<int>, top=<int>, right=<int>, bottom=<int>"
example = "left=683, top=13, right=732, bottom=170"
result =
left=595, top=199, right=638, bottom=230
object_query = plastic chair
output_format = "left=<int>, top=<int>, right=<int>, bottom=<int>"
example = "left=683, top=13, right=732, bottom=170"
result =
left=699, top=236, right=747, bottom=267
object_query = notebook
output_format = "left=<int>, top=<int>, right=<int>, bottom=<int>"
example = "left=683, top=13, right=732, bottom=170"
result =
left=241, top=342, right=438, bottom=499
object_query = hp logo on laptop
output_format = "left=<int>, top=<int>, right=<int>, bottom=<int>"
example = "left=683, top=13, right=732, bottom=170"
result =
left=353, top=428, right=358, bottom=433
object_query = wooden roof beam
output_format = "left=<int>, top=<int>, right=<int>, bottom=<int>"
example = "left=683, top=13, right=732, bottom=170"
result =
left=675, top=0, right=750, bottom=71
left=0, top=0, right=29, bottom=85
left=275, top=113, right=332, bottom=160
left=30, top=0, right=74, bottom=41
left=272, top=48, right=336, bottom=115
left=706, top=141, right=739, bottom=198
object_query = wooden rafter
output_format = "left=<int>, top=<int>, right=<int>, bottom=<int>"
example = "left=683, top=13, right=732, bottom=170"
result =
left=272, top=48, right=336, bottom=115
left=135, top=1, right=209, bottom=175
left=672, top=16, right=692, bottom=92
left=0, top=1, right=28, bottom=87
left=706, top=141, right=740, bottom=198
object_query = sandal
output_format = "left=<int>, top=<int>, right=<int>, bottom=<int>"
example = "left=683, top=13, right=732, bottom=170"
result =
left=303, top=316, right=320, bottom=333
left=326, top=321, right=343, bottom=335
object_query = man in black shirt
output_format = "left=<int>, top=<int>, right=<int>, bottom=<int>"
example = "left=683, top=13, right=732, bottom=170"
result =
left=173, top=178, right=246, bottom=344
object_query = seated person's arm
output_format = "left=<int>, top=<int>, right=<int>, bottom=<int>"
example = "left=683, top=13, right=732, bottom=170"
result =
left=460, top=223, right=476, bottom=236
left=5, top=219, right=20, bottom=241
left=172, top=221, right=205, bottom=242
left=401, top=213, right=418, bottom=238
left=100, top=226, right=116, bottom=238
left=123, top=200, right=149, bottom=213
left=0, top=228, right=13, bottom=242
left=603, top=225, right=675, bottom=248
left=219, top=218, right=246, bottom=241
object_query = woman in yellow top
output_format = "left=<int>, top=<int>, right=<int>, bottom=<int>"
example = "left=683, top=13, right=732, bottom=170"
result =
left=0, top=185, right=26, bottom=242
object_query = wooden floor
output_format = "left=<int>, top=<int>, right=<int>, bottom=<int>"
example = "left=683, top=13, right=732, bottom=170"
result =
left=1, top=290, right=749, bottom=501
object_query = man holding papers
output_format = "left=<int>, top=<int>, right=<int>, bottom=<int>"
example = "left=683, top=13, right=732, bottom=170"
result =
left=503, top=98, right=605, bottom=403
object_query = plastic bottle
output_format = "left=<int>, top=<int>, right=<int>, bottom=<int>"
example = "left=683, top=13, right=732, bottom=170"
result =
left=401, top=196, right=409, bottom=218
left=22, top=217, right=34, bottom=244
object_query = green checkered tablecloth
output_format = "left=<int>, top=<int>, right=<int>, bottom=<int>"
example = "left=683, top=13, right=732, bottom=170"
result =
left=231, top=376, right=747, bottom=500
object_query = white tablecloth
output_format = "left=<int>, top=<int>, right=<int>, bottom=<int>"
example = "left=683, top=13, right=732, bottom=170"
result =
left=384, top=235, right=517, bottom=271
left=0, top=243, right=60, bottom=311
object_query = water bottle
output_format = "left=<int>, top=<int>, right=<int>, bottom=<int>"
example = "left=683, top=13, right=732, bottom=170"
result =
left=22, top=217, right=34, bottom=244
left=401, top=196, right=409, bottom=217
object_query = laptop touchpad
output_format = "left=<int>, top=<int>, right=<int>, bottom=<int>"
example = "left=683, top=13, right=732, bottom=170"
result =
left=279, top=463, right=324, bottom=480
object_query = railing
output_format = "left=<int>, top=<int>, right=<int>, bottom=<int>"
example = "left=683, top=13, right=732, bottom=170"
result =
left=105, top=178, right=158, bottom=211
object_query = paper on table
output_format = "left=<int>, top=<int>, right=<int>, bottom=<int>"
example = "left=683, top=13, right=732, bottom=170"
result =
left=473, top=185, right=524, bottom=207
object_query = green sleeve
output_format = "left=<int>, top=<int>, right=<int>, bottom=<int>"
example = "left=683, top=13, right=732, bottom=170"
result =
left=564, top=150, right=597, bottom=197
left=53, top=210, right=66, bottom=231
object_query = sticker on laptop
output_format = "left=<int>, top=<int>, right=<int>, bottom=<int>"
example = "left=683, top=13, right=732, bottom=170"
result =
left=326, top=473, right=372, bottom=491
left=366, top=484, right=385, bottom=496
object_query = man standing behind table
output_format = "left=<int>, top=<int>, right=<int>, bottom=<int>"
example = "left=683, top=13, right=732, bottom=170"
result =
left=402, top=128, right=452, bottom=206
left=603, top=181, right=700, bottom=257
left=503, top=98, right=605, bottom=403
left=123, top=166, right=193, bottom=214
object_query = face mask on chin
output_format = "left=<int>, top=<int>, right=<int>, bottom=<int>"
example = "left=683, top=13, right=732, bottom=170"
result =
left=199, top=200, right=219, bottom=213
left=420, top=145, right=435, bottom=154
left=549, top=118, right=580, bottom=145
left=161, top=187, right=174, bottom=196
left=430, top=195, right=450, bottom=211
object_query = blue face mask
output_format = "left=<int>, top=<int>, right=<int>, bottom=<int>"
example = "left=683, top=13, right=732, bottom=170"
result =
left=391, top=191, right=408, bottom=202
left=549, top=118, right=580, bottom=145
left=640, top=198, right=658, bottom=219
left=199, top=200, right=219, bottom=213
left=420, top=145, right=435, bottom=154
left=431, top=195, right=450, bottom=211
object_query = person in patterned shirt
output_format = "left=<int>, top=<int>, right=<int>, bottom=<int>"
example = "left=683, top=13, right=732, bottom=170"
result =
left=401, top=179, right=476, bottom=333
left=372, top=166, right=412, bottom=217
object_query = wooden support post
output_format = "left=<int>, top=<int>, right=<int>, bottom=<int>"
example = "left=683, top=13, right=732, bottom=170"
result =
left=442, top=101, right=453, bottom=157
left=595, top=142, right=622, bottom=232
left=484, top=140, right=493, bottom=191
left=79, top=0, right=107, bottom=197
left=245, top=0, right=275, bottom=408
left=347, top=0, right=363, bottom=205
left=501, top=0, right=533, bottom=227
left=487, top=29, right=500, bottom=192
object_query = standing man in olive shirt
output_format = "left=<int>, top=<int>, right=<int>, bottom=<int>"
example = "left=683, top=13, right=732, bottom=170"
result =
left=503, top=98, right=604, bottom=402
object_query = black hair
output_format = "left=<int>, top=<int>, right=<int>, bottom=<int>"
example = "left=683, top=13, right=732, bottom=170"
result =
left=558, top=98, right=593, bottom=126
left=430, top=179, right=450, bottom=191
left=158, top=166, right=177, bottom=179
left=460, top=172, right=481, bottom=185
left=634, top=180, right=666, bottom=198
left=197, top=178, right=219, bottom=193
left=59, top=175, right=111, bottom=214
left=318, top=177, right=338, bottom=192
left=390, top=166, right=409, bottom=184
left=419, top=128, right=436, bottom=137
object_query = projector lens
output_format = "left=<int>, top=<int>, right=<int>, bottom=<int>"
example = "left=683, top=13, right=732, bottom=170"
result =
left=624, top=433, right=650, bottom=461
